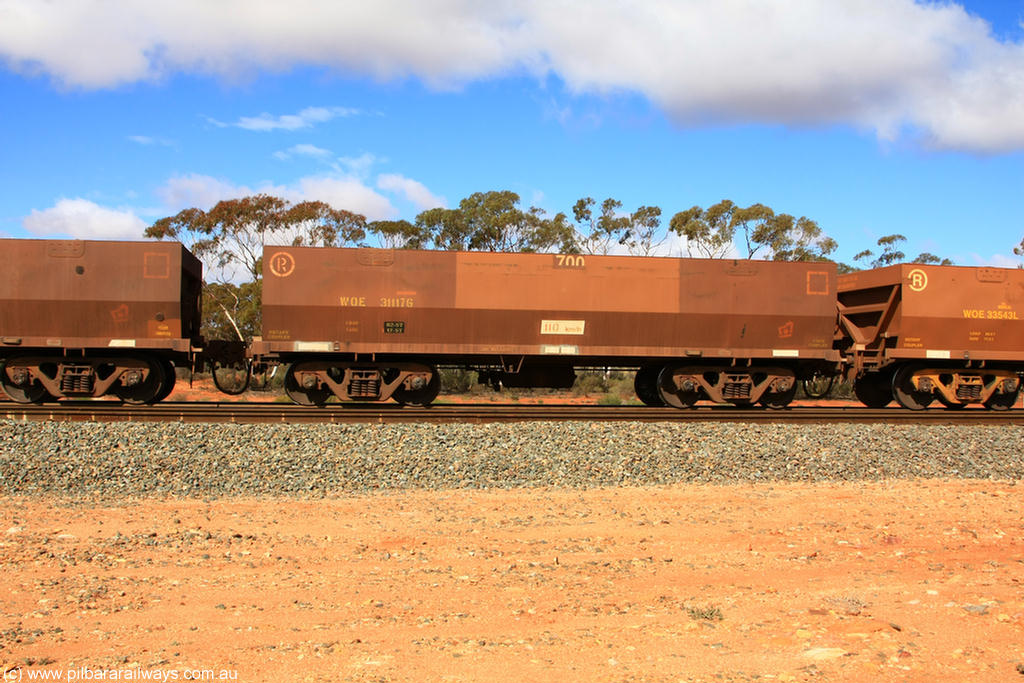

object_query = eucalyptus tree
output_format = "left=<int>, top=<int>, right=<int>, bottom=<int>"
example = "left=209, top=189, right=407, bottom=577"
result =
left=670, top=200, right=836, bottom=261
left=145, top=194, right=367, bottom=339
left=417, top=190, right=577, bottom=253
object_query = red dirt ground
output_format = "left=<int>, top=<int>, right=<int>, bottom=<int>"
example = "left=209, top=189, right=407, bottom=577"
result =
left=2, top=480, right=1022, bottom=682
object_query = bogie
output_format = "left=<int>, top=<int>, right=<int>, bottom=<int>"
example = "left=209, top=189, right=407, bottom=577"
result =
left=0, top=354, right=175, bottom=404
left=281, top=361, right=440, bottom=406
left=656, top=365, right=797, bottom=409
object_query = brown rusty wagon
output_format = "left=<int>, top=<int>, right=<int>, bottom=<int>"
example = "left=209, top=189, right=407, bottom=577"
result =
left=255, top=247, right=840, bottom=408
left=838, top=264, right=1024, bottom=410
left=0, top=239, right=202, bottom=403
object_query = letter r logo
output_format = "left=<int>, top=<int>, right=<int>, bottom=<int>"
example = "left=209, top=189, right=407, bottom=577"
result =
left=908, top=269, right=928, bottom=292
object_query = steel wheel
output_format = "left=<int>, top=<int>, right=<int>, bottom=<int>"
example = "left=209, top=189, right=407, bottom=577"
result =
left=1, top=361, right=47, bottom=404
left=634, top=366, right=664, bottom=406
left=115, top=357, right=166, bottom=405
left=759, top=385, right=797, bottom=409
left=284, top=364, right=331, bottom=406
left=984, top=387, right=1020, bottom=411
left=892, top=365, right=933, bottom=411
left=853, top=372, right=893, bottom=408
left=153, top=359, right=178, bottom=403
left=657, top=366, right=701, bottom=409
left=393, top=367, right=440, bottom=406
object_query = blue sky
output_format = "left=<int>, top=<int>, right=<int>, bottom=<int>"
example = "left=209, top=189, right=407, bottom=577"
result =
left=1, top=0, right=1022, bottom=267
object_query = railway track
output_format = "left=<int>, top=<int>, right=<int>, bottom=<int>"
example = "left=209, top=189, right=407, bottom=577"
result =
left=4, top=402, right=1024, bottom=424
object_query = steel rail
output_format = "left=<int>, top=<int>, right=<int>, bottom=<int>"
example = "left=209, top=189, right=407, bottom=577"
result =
left=3, top=402, right=1024, bottom=425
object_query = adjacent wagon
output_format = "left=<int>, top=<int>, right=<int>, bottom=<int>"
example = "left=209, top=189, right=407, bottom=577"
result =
left=838, top=264, right=1024, bottom=409
left=0, top=239, right=202, bottom=403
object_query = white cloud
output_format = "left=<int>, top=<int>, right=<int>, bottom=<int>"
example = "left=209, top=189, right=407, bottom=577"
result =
left=21, top=168, right=433, bottom=242
left=23, top=198, right=147, bottom=240
left=273, top=143, right=333, bottom=161
left=526, top=1, right=1024, bottom=153
left=377, top=173, right=447, bottom=210
left=970, top=253, right=1022, bottom=269
left=209, top=106, right=359, bottom=131
left=288, top=176, right=397, bottom=220
left=157, top=174, right=253, bottom=210
left=153, top=172, right=401, bottom=220
left=336, top=153, right=379, bottom=177
left=127, top=134, right=175, bottom=147
left=2, top=1, right=1022, bottom=152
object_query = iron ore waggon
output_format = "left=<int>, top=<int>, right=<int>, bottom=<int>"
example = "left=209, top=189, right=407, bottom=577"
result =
left=838, top=264, right=1024, bottom=410
left=0, top=238, right=202, bottom=403
left=3, top=238, right=1021, bottom=411
left=255, top=246, right=840, bottom=408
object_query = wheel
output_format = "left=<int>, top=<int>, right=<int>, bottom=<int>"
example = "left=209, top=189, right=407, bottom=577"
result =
left=892, top=365, right=933, bottom=411
left=153, top=359, right=177, bottom=403
left=657, top=366, right=701, bottom=409
left=115, top=357, right=166, bottom=405
left=759, top=384, right=797, bottom=409
left=802, top=373, right=835, bottom=399
left=985, top=387, right=1020, bottom=411
left=634, top=366, right=664, bottom=406
left=853, top=372, right=893, bottom=408
left=1, top=361, right=47, bottom=404
left=393, top=367, right=440, bottom=406
left=284, top=364, right=331, bottom=406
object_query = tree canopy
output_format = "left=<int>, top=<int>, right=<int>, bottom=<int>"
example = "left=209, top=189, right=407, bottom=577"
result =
left=145, top=194, right=368, bottom=340
left=853, top=234, right=952, bottom=269
left=572, top=197, right=664, bottom=256
left=416, top=190, right=576, bottom=254
left=146, top=194, right=367, bottom=282
left=368, top=219, right=429, bottom=250
left=669, top=200, right=837, bottom=261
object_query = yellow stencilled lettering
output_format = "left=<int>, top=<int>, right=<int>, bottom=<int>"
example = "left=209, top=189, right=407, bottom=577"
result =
left=964, top=308, right=1019, bottom=320
left=380, top=297, right=414, bottom=308
left=986, top=309, right=1019, bottom=320
left=902, top=336, right=923, bottom=349
left=339, top=296, right=367, bottom=307
left=555, top=254, right=586, bottom=269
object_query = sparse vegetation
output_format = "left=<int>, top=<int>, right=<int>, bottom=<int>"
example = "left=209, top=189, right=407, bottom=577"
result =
left=440, top=368, right=478, bottom=394
left=687, top=605, right=724, bottom=621
left=573, top=371, right=638, bottom=404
